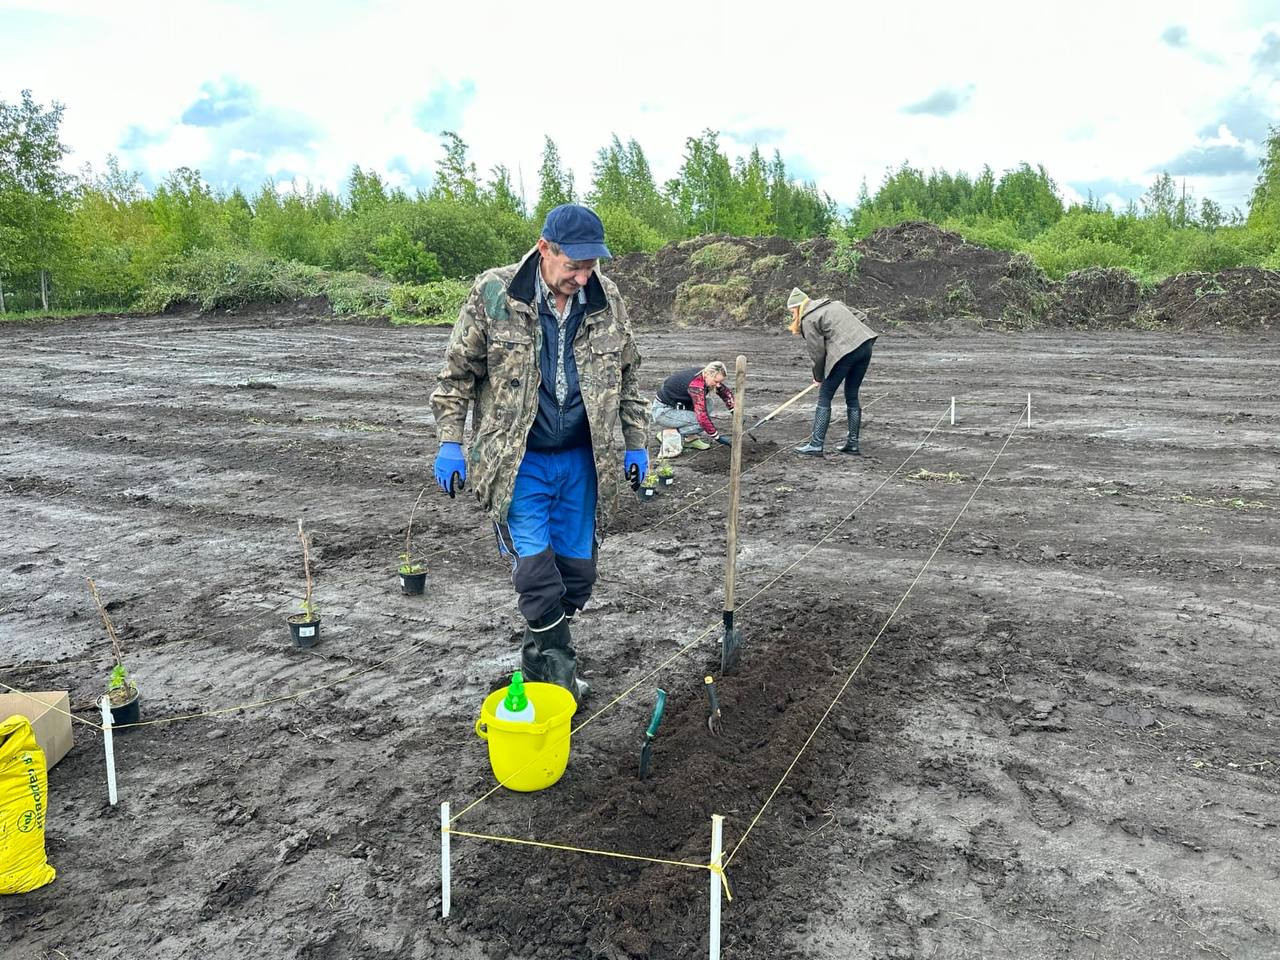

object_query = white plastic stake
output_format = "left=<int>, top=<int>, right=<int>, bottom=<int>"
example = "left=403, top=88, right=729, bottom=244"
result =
left=1027, top=392, right=1032, bottom=427
left=441, top=801, right=451, bottom=918
left=99, top=696, right=118, bottom=806
left=950, top=396, right=955, bottom=426
left=709, top=814, right=724, bottom=960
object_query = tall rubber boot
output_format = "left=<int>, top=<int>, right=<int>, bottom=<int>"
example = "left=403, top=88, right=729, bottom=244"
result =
left=520, top=612, right=590, bottom=704
left=836, top=405, right=862, bottom=455
left=794, top=401, right=831, bottom=456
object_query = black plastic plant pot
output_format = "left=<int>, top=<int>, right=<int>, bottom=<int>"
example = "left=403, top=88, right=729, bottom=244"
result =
left=399, top=570, right=427, bottom=595
left=660, top=475, right=675, bottom=486
left=636, top=485, right=660, bottom=501
left=108, top=688, right=141, bottom=727
left=287, top=614, right=321, bottom=649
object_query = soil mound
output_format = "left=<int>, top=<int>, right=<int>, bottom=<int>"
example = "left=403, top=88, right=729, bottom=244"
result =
left=1138, top=267, right=1279, bottom=331
left=607, top=222, right=1054, bottom=330
left=1046, top=267, right=1142, bottom=327
left=607, top=234, right=856, bottom=329
left=606, top=222, right=1280, bottom=332
left=848, top=222, right=1054, bottom=327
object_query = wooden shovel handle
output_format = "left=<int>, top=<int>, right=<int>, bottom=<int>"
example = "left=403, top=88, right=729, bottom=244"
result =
left=724, top=355, right=747, bottom=614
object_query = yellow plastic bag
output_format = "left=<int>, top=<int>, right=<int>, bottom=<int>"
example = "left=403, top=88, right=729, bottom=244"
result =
left=0, top=714, right=56, bottom=894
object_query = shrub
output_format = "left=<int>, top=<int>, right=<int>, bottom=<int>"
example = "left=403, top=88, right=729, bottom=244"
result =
left=370, top=223, right=444, bottom=283
left=823, top=232, right=863, bottom=276
left=389, top=278, right=471, bottom=325
left=325, top=272, right=391, bottom=316
left=133, top=249, right=391, bottom=316
left=948, top=217, right=1025, bottom=253
left=133, top=249, right=324, bottom=312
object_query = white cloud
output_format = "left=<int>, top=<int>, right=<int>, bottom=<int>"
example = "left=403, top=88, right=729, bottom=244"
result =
left=1, top=0, right=1276, bottom=212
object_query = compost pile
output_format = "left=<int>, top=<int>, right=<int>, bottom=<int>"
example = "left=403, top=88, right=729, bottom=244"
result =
left=606, top=221, right=1280, bottom=331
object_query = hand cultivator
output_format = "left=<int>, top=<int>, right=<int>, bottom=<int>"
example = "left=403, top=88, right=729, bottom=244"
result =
left=703, top=676, right=722, bottom=735
left=637, top=688, right=667, bottom=779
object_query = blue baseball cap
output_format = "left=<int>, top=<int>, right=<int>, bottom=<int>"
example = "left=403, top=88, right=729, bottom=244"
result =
left=541, top=204, right=612, bottom=261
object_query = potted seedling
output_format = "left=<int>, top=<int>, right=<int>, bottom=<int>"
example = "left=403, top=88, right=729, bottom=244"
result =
left=89, top=577, right=141, bottom=726
left=635, top=470, right=661, bottom=501
left=287, top=519, right=321, bottom=648
left=656, top=461, right=676, bottom=487
left=397, top=487, right=427, bottom=596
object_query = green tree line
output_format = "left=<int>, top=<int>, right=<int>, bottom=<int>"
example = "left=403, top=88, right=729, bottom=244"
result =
left=844, top=154, right=1280, bottom=280
left=0, top=92, right=834, bottom=313
left=2, top=87, right=1278, bottom=315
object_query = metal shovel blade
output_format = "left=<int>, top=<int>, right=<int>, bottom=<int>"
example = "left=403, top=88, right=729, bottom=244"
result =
left=721, top=623, right=743, bottom=675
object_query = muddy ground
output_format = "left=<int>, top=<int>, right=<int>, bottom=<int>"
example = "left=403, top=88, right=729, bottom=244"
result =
left=2, top=308, right=1278, bottom=959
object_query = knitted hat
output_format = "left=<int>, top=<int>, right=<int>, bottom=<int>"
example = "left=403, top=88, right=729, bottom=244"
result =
left=786, top=287, right=809, bottom=309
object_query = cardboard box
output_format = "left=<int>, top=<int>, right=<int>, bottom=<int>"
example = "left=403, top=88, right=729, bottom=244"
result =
left=0, top=690, right=74, bottom=769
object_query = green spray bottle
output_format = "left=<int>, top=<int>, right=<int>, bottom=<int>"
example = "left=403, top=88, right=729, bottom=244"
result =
left=495, top=670, right=535, bottom=723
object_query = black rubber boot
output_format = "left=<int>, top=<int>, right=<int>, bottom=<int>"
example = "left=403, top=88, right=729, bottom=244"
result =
left=836, top=405, right=861, bottom=455
left=794, top=402, right=831, bottom=456
left=520, top=612, right=590, bottom=704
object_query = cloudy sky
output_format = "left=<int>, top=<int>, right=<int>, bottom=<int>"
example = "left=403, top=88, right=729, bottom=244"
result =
left=3, top=0, right=1278, bottom=216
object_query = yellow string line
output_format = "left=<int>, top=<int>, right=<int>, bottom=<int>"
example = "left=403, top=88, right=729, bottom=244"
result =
left=445, top=828, right=732, bottom=901
left=449, top=397, right=931, bottom=825
left=724, top=405, right=1027, bottom=869
left=0, top=681, right=105, bottom=730
left=733, top=405, right=946, bottom=612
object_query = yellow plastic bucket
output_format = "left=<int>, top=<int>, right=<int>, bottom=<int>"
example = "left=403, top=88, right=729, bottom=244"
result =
left=475, top=682, right=578, bottom=792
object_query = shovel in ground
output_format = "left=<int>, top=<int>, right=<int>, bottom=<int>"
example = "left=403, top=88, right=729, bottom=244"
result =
left=744, top=381, right=818, bottom=442
left=637, top=688, right=667, bottom=780
left=721, top=356, right=748, bottom=673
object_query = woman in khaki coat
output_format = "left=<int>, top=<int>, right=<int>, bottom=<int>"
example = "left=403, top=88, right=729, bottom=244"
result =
left=787, top=287, right=877, bottom=456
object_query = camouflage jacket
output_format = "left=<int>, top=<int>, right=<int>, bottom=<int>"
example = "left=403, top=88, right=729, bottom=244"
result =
left=430, top=249, right=648, bottom=533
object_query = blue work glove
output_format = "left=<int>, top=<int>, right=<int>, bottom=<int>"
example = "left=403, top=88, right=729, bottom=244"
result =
left=714, top=434, right=732, bottom=447
left=434, top=442, right=467, bottom=498
left=624, top=449, right=648, bottom=488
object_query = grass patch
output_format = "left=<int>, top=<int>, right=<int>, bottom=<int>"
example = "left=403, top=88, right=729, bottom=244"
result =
left=0, top=307, right=116, bottom=323
left=674, top=275, right=752, bottom=321
left=750, top=253, right=785, bottom=276
left=690, top=241, right=746, bottom=272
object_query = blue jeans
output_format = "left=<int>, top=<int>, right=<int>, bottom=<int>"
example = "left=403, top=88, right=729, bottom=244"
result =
left=495, top=447, right=598, bottom=624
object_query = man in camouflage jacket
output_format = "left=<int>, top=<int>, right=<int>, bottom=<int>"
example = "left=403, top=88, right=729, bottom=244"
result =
left=430, top=204, right=649, bottom=702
